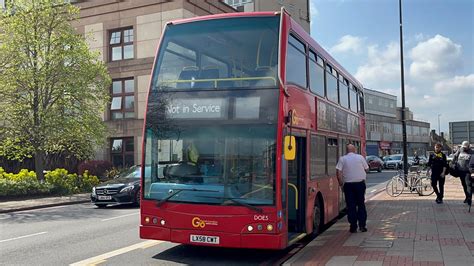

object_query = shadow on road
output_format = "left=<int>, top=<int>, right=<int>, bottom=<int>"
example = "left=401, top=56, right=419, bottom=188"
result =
left=152, top=244, right=290, bottom=265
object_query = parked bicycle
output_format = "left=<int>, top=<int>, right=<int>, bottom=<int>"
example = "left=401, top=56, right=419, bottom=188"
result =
left=386, top=166, right=434, bottom=197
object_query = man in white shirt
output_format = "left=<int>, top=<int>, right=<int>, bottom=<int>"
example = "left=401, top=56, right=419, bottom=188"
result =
left=336, top=144, right=369, bottom=233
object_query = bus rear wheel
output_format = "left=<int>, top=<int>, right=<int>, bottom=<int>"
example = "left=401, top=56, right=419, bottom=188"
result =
left=312, top=200, right=323, bottom=236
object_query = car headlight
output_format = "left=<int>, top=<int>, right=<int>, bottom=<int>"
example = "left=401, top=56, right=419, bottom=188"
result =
left=120, top=185, right=135, bottom=193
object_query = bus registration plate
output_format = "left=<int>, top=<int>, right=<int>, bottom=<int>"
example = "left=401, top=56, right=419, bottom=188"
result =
left=190, top=234, right=219, bottom=245
left=98, top=196, right=112, bottom=200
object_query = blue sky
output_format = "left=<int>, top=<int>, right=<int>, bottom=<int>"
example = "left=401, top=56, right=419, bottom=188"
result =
left=310, top=0, right=473, bottom=135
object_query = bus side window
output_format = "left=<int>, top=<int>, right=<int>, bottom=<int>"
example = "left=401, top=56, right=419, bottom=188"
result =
left=327, top=138, right=338, bottom=175
left=311, top=135, right=326, bottom=179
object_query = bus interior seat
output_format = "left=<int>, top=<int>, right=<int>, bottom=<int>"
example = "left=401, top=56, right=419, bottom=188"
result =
left=178, top=66, right=199, bottom=89
left=199, top=66, right=220, bottom=89
left=251, top=66, right=276, bottom=87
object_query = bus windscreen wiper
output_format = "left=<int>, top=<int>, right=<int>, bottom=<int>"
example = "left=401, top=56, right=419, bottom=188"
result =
left=198, top=196, right=263, bottom=213
left=156, top=188, right=219, bottom=207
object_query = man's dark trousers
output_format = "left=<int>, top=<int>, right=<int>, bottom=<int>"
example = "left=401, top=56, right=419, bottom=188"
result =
left=343, top=181, right=367, bottom=230
left=431, top=175, right=445, bottom=200
left=459, top=171, right=471, bottom=201
left=460, top=172, right=472, bottom=204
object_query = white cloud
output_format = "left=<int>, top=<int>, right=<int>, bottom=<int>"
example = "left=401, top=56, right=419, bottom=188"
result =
left=354, top=35, right=472, bottom=131
left=433, top=74, right=474, bottom=94
left=409, top=35, right=462, bottom=80
left=329, top=35, right=365, bottom=54
left=355, top=42, right=400, bottom=90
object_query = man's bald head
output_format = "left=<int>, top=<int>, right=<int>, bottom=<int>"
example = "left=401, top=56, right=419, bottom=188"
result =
left=347, top=144, right=356, bottom=153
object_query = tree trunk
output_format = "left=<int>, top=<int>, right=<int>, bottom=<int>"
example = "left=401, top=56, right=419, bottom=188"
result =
left=35, top=149, right=45, bottom=182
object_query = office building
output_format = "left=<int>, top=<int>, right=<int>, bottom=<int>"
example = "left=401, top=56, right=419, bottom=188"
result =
left=223, top=0, right=310, bottom=33
left=364, top=88, right=430, bottom=157
left=449, top=121, right=474, bottom=146
left=74, top=0, right=235, bottom=167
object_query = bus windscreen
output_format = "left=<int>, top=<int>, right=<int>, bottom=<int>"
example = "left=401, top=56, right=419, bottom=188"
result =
left=143, top=123, right=276, bottom=206
left=151, top=16, right=279, bottom=90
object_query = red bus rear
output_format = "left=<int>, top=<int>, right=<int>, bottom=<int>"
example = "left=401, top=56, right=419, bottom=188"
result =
left=140, top=10, right=365, bottom=250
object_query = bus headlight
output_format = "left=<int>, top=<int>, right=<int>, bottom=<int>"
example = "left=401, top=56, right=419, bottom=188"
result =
left=267, top=224, right=273, bottom=231
left=247, top=225, right=254, bottom=232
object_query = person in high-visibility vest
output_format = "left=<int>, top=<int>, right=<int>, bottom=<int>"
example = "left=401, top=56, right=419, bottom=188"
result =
left=186, top=142, right=199, bottom=166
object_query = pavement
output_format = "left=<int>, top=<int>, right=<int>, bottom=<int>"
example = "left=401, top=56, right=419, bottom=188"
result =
left=1, top=176, right=472, bottom=266
left=0, top=193, right=90, bottom=213
left=284, top=175, right=474, bottom=266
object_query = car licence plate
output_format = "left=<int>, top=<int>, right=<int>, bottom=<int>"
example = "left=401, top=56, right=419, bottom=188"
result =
left=98, top=196, right=112, bottom=200
left=190, top=234, right=219, bottom=245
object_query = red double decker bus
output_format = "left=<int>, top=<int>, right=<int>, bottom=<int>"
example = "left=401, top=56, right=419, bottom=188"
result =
left=140, top=9, right=365, bottom=250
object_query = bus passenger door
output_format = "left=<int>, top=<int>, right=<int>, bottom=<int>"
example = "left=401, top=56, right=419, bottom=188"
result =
left=287, top=136, right=306, bottom=235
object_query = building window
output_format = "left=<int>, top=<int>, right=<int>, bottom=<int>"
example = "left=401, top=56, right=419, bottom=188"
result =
left=110, top=79, right=135, bottom=120
left=110, top=28, right=134, bottom=61
left=111, top=138, right=134, bottom=168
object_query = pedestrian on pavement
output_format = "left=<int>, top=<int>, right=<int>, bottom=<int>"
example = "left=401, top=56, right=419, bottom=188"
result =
left=427, top=143, right=447, bottom=204
left=413, top=152, right=420, bottom=166
left=336, top=144, right=369, bottom=233
left=454, top=141, right=473, bottom=206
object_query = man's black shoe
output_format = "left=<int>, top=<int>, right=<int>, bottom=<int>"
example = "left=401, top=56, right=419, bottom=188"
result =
left=349, top=227, right=357, bottom=233
left=359, top=227, right=368, bottom=232
left=435, top=198, right=442, bottom=204
left=464, top=198, right=468, bottom=204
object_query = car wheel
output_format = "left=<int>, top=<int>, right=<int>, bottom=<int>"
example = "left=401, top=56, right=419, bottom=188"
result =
left=95, top=204, right=107, bottom=208
left=377, top=165, right=382, bottom=172
left=134, top=191, right=140, bottom=206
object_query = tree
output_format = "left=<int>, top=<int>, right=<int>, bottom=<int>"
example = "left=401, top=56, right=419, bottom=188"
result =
left=0, top=0, right=111, bottom=181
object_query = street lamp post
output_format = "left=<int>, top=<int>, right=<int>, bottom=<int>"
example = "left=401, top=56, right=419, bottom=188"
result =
left=399, top=0, right=408, bottom=177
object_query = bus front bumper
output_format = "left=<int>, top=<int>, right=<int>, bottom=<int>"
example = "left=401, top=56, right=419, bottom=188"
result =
left=140, top=225, right=285, bottom=249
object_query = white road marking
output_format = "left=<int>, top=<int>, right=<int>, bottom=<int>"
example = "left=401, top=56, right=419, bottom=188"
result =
left=0, top=232, right=47, bottom=243
left=370, top=189, right=377, bottom=193
left=69, top=240, right=163, bottom=266
left=101, top=212, right=139, bottom=222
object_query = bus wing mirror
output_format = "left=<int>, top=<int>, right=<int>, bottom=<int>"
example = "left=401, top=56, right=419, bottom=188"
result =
left=284, top=136, right=296, bottom=160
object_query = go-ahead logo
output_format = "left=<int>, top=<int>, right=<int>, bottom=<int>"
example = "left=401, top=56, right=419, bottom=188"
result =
left=192, top=217, right=218, bottom=228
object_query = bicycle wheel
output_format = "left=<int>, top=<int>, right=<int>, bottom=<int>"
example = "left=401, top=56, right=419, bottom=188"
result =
left=415, top=177, right=434, bottom=196
left=386, top=177, right=405, bottom=197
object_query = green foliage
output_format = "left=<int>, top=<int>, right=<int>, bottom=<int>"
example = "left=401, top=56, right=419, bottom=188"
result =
left=0, top=168, right=99, bottom=197
left=45, top=168, right=79, bottom=194
left=81, top=170, right=100, bottom=192
left=0, top=0, right=111, bottom=178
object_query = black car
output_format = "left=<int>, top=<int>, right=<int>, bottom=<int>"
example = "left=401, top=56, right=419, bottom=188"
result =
left=91, top=165, right=141, bottom=208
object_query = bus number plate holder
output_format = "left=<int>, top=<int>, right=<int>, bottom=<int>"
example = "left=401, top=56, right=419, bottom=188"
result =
left=190, top=234, right=219, bottom=245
